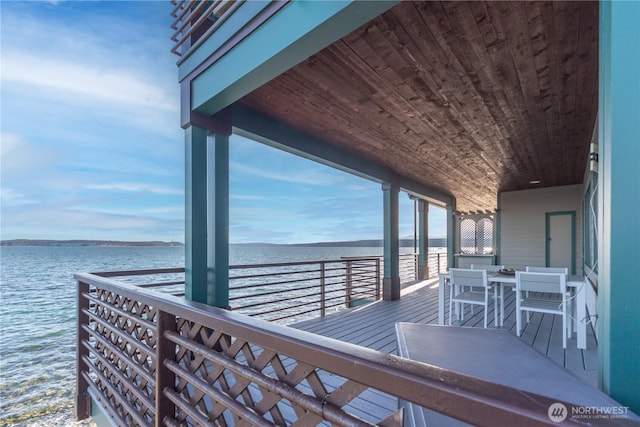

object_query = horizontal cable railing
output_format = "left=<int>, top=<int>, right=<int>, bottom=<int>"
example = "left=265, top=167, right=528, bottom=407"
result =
left=170, top=0, right=240, bottom=57
left=228, top=257, right=381, bottom=324
left=399, top=253, right=417, bottom=284
left=92, top=252, right=447, bottom=325
left=75, top=273, right=581, bottom=426
left=430, top=251, right=448, bottom=277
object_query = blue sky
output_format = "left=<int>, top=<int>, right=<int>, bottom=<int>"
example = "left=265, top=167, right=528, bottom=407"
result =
left=1, top=1, right=445, bottom=244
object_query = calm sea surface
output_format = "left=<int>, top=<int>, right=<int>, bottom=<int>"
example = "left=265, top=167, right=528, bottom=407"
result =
left=0, top=245, right=407, bottom=426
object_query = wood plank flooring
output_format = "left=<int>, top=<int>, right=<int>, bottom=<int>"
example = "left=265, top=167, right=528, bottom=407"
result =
left=292, top=278, right=599, bottom=390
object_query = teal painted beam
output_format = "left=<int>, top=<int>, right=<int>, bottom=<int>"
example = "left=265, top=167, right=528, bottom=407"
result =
left=233, top=105, right=453, bottom=205
left=598, top=0, right=640, bottom=413
left=185, top=126, right=208, bottom=303
left=382, top=183, right=400, bottom=301
left=191, top=0, right=399, bottom=115
left=207, top=133, right=230, bottom=308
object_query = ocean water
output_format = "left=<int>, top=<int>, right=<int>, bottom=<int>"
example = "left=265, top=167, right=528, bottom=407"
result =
left=0, top=245, right=400, bottom=426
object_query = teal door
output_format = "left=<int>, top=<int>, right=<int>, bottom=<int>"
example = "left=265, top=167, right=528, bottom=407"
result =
left=546, top=211, right=576, bottom=274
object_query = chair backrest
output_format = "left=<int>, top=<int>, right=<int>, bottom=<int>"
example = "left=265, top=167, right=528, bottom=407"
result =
left=526, top=266, right=568, bottom=275
left=516, top=272, right=566, bottom=294
left=450, top=268, right=488, bottom=288
left=471, top=264, right=504, bottom=272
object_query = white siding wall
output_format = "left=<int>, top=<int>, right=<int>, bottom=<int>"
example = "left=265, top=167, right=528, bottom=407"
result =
left=499, top=185, right=583, bottom=273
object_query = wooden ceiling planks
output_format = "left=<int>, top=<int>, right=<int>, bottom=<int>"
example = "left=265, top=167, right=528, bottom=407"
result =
left=239, top=1, right=598, bottom=212
left=412, top=2, right=522, bottom=187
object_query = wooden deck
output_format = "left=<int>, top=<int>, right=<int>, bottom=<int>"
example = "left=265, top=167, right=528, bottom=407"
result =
left=292, top=278, right=599, bottom=388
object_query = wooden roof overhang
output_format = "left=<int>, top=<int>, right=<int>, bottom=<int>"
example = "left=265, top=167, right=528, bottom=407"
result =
left=236, top=1, right=599, bottom=213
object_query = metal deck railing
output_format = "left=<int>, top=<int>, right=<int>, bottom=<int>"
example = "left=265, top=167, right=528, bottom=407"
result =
left=89, top=252, right=447, bottom=325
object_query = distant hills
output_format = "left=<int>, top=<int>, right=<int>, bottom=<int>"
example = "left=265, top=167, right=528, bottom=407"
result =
left=0, top=239, right=184, bottom=247
left=234, top=238, right=447, bottom=248
left=2, top=238, right=447, bottom=248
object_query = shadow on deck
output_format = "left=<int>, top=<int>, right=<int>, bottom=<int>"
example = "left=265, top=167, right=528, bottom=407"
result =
left=292, top=278, right=598, bottom=388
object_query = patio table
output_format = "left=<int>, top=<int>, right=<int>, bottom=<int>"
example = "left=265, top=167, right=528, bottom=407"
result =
left=395, top=323, right=638, bottom=426
left=438, top=272, right=588, bottom=349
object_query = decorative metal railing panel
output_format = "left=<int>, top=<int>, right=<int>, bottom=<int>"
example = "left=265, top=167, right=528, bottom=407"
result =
left=76, top=276, right=405, bottom=426
left=76, top=273, right=578, bottom=427
left=166, top=318, right=392, bottom=426
left=78, top=283, right=160, bottom=425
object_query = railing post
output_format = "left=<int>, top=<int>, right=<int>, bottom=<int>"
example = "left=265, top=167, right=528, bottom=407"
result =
left=320, top=262, right=326, bottom=316
left=156, top=310, right=176, bottom=426
left=375, top=258, right=381, bottom=300
left=429, top=253, right=434, bottom=278
left=345, top=260, right=353, bottom=308
left=76, top=280, right=91, bottom=420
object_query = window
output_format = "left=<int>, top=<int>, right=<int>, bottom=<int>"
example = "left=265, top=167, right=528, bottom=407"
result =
left=458, top=215, right=495, bottom=254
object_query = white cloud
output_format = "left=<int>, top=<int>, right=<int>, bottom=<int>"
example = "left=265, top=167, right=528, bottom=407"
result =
left=1, top=3, right=180, bottom=138
left=2, top=52, right=177, bottom=113
left=231, top=194, right=267, bottom=201
left=0, top=204, right=183, bottom=241
left=1, top=133, right=22, bottom=157
left=0, top=188, right=38, bottom=207
left=85, top=183, right=183, bottom=196
left=141, top=205, right=184, bottom=216
left=0, top=132, right=60, bottom=178
left=231, top=161, right=343, bottom=187
left=0, top=3, right=185, bottom=241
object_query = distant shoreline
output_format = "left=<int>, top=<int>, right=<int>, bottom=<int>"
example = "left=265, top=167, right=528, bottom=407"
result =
left=234, top=238, right=447, bottom=248
left=0, top=239, right=184, bottom=247
left=1, top=238, right=447, bottom=248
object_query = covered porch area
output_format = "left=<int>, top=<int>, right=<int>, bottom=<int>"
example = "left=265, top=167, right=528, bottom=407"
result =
left=294, top=278, right=599, bottom=388
left=171, top=0, right=638, bottom=415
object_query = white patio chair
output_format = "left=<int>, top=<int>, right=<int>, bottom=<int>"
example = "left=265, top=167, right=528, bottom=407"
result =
left=448, top=268, right=498, bottom=328
left=516, top=272, right=568, bottom=348
left=525, top=266, right=570, bottom=326
left=525, top=266, right=569, bottom=274
left=472, top=264, right=505, bottom=325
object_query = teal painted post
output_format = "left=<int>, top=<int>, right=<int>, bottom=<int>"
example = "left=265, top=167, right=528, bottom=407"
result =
left=185, top=126, right=208, bottom=303
left=417, top=200, right=429, bottom=280
left=496, top=193, right=502, bottom=266
left=382, top=183, right=400, bottom=300
left=207, top=133, right=230, bottom=308
left=598, top=0, right=640, bottom=413
left=446, top=205, right=456, bottom=269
